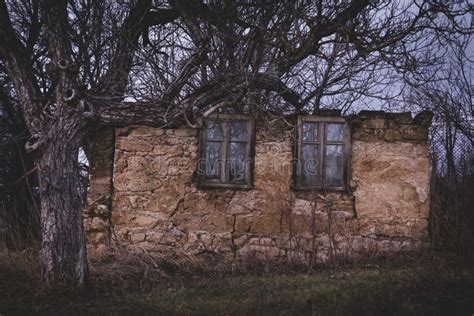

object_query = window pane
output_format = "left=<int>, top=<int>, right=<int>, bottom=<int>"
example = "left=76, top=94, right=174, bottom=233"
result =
left=301, top=144, right=318, bottom=186
left=207, top=121, right=223, bottom=140
left=230, top=121, right=248, bottom=141
left=205, top=142, right=222, bottom=177
left=326, top=123, right=343, bottom=142
left=325, top=145, right=343, bottom=186
left=229, top=142, right=246, bottom=182
left=302, top=123, right=318, bottom=142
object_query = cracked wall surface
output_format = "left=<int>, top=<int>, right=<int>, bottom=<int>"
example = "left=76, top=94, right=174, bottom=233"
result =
left=86, top=111, right=432, bottom=261
left=83, top=127, right=115, bottom=249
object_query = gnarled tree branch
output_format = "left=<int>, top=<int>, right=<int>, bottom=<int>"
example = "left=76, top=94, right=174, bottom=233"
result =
left=0, top=0, right=42, bottom=132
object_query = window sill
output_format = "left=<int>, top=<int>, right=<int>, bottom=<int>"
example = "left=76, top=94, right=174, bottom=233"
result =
left=197, top=181, right=253, bottom=190
left=294, top=185, right=346, bottom=192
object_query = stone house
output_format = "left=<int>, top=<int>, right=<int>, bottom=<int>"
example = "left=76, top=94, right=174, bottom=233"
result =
left=85, top=110, right=433, bottom=262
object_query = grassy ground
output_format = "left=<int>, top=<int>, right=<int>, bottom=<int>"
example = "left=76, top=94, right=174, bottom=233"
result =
left=0, top=250, right=473, bottom=315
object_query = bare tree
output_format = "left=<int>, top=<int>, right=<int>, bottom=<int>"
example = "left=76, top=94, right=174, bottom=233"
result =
left=0, top=0, right=182, bottom=286
left=0, top=0, right=471, bottom=286
left=131, top=1, right=473, bottom=115
left=404, top=31, right=473, bottom=252
left=1, top=71, right=40, bottom=248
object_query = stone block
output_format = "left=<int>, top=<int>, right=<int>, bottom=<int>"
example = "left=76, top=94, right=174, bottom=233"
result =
left=116, top=137, right=153, bottom=152
left=249, top=215, right=282, bottom=234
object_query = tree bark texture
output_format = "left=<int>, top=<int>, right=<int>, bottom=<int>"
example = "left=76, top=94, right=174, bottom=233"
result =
left=37, top=129, right=88, bottom=286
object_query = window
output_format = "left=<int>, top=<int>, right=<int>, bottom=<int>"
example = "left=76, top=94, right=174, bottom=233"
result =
left=197, top=115, right=254, bottom=189
left=295, top=116, right=350, bottom=190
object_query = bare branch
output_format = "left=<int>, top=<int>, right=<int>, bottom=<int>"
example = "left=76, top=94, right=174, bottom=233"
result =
left=0, top=0, right=42, bottom=132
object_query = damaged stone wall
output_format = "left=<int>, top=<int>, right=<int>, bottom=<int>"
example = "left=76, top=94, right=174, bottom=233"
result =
left=86, top=111, right=431, bottom=262
left=351, top=112, right=431, bottom=241
left=83, top=127, right=115, bottom=249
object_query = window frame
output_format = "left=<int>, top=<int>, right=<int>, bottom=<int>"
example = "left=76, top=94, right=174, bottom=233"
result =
left=295, top=116, right=351, bottom=191
left=197, top=114, right=255, bottom=189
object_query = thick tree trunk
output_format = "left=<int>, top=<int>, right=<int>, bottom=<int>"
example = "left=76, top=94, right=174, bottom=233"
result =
left=37, top=134, right=89, bottom=286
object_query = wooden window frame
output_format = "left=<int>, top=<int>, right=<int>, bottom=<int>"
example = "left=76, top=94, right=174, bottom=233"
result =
left=294, top=116, right=351, bottom=191
left=197, top=114, right=255, bottom=189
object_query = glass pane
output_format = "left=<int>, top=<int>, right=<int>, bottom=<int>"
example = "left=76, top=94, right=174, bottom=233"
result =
left=326, top=123, right=343, bottom=142
left=230, top=121, right=248, bottom=141
left=302, top=122, right=318, bottom=141
left=207, top=121, right=223, bottom=140
left=325, top=145, right=343, bottom=186
left=205, top=142, right=222, bottom=177
left=301, top=144, right=318, bottom=186
left=229, top=142, right=246, bottom=182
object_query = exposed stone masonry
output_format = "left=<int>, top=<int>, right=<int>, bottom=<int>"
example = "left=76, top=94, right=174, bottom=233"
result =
left=85, top=111, right=432, bottom=262
left=83, top=127, right=115, bottom=249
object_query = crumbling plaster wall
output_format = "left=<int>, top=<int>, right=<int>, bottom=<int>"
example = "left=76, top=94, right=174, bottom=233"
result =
left=86, top=111, right=431, bottom=261
left=83, top=127, right=115, bottom=249
left=351, top=112, right=431, bottom=242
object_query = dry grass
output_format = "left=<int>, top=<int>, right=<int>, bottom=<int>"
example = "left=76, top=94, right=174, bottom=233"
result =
left=0, top=248, right=473, bottom=315
left=88, top=247, right=227, bottom=292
